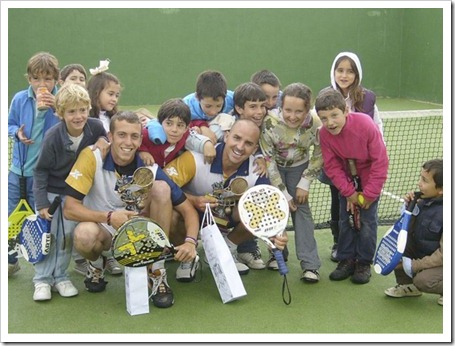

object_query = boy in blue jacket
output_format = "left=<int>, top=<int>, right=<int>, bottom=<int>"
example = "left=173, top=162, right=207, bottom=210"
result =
left=8, top=52, right=60, bottom=275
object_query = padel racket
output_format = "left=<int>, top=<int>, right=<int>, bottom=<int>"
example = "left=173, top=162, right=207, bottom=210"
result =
left=373, top=192, right=421, bottom=275
left=112, top=216, right=176, bottom=267
left=347, top=159, right=363, bottom=231
left=238, top=184, right=291, bottom=305
left=19, top=196, right=62, bottom=264
left=8, top=176, right=34, bottom=242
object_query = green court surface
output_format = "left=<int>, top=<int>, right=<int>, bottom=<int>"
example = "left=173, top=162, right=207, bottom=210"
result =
left=6, top=98, right=446, bottom=342
left=7, top=228, right=444, bottom=340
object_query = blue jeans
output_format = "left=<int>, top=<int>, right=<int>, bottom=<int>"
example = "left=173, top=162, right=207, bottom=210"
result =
left=337, top=195, right=379, bottom=264
left=33, top=193, right=77, bottom=285
left=8, top=171, right=35, bottom=264
left=279, top=163, right=320, bottom=271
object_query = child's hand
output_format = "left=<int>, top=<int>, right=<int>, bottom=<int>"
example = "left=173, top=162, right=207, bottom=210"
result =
left=191, top=126, right=202, bottom=134
left=92, top=137, right=111, bottom=159
left=270, top=232, right=288, bottom=251
left=203, top=141, right=216, bottom=164
left=138, top=151, right=155, bottom=166
left=38, top=207, right=54, bottom=221
left=16, top=124, right=34, bottom=145
left=288, top=199, right=297, bottom=212
left=403, top=191, right=418, bottom=204
left=253, top=157, right=268, bottom=177
left=295, top=188, right=309, bottom=205
left=37, top=89, right=56, bottom=109
left=200, top=126, right=217, bottom=144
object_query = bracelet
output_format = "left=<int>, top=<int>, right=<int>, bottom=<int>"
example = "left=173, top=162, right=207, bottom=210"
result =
left=107, top=211, right=113, bottom=226
left=185, top=236, right=198, bottom=247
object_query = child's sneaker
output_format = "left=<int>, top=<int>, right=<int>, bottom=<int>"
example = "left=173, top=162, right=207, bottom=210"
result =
left=148, top=268, right=174, bottom=308
left=33, top=283, right=51, bottom=301
left=301, top=269, right=320, bottom=283
left=329, top=258, right=355, bottom=281
left=53, top=280, right=79, bottom=297
left=384, top=284, right=422, bottom=298
left=84, top=258, right=108, bottom=292
left=351, top=262, right=371, bottom=284
left=437, top=295, right=443, bottom=306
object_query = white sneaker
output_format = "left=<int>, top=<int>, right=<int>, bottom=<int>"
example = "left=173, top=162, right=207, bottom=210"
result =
left=384, top=284, right=422, bottom=298
left=53, top=280, right=79, bottom=297
left=33, top=283, right=51, bottom=301
left=237, top=250, right=266, bottom=270
left=176, top=255, right=200, bottom=282
left=233, top=254, right=249, bottom=275
left=301, top=270, right=320, bottom=283
left=438, top=295, right=443, bottom=306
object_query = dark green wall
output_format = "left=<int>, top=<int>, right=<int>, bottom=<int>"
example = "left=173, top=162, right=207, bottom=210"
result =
left=7, top=8, right=442, bottom=105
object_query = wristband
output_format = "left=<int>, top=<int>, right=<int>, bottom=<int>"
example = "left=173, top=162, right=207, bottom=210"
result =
left=185, top=236, right=198, bottom=247
left=107, top=211, right=113, bottom=226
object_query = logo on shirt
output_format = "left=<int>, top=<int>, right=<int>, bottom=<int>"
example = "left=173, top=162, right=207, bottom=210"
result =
left=165, top=167, right=178, bottom=177
left=69, top=169, right=83, bottom=180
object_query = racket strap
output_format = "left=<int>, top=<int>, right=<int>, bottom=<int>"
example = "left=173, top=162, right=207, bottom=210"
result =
left=281, top=275, right=291, bottom=305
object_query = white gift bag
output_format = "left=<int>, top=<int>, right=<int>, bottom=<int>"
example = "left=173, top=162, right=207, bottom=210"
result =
left=200, top=204, right=247, bottom=303
left=124, top=266, right=149, bottom=315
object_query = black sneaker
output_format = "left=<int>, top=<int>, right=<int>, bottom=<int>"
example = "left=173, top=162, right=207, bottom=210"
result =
left=84, top=258, right=108, bottom=292
left=148, top=268, right=174, bottom=308
left=329, top=259, right=355, bottom=281
left=351, top=262, right=371, bottom=284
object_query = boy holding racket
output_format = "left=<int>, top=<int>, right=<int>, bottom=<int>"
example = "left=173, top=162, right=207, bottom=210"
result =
left=8, top=52, right=61, bottom=276
left=31, top=84, right=108, bottom=301
left=315, top=89, right=388, bottom=284
left=63, top=111, right=200, bottom=309
left=384, top=159, right=443, bottom=305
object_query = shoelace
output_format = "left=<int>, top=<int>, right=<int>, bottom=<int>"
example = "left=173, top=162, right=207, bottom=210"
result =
left=149, top=270, right=169, bottom=298
left=88, top=264, right=103, bottom=283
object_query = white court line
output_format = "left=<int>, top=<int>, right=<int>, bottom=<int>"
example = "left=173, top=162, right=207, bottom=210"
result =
left=381, top=189, right=405, bottom=203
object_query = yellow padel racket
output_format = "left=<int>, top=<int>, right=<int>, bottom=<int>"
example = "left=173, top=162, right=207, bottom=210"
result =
left=111, top=216, right=175, bottom=267
left=9, top=176, right=34, bottom=242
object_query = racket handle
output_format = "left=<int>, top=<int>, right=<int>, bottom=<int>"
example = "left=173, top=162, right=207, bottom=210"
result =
left=19, top=176, right=27, bottom=199
left=273, top=248, right=289, bottom=276
left=48, top=196, right=62, bottom=216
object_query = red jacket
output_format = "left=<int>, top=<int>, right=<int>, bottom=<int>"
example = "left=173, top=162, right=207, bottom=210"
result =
left=139, top=127, right=190, bottom=168
left=319, top=112, right=388, bottom=201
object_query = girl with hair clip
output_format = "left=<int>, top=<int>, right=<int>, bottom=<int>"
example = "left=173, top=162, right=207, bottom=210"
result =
left=87, top=59, right=121, bottom=133
left=319, top=51, right=384, bottom=262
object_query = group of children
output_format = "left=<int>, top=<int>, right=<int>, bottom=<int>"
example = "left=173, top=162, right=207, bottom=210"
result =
left=7, top=51, right=443, bottom=307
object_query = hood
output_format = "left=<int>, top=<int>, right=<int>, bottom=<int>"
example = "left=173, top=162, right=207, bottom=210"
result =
left=330, top=52, right=363, bottom=90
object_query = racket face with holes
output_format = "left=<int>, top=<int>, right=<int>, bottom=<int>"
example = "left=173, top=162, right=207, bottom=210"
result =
left=112, top=216, right=172, bottom=267
left=19, top=215, right=50, bottom=264
left=238, top=185, right=289, bottom=240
